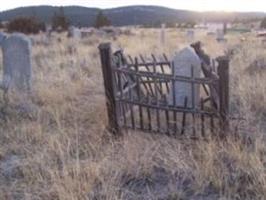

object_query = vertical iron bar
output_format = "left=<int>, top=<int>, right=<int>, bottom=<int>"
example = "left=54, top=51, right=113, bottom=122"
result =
left=171, top=61, right=177, bottom=135
left=135, top=57, right=144, bottom=130
left=191, top=65, right=196, bottom=136
left=201, top=98, right=205, bottom=137
left=181, top=97, right=188, bottom=135
left=153, top=60, right=160, bottom=132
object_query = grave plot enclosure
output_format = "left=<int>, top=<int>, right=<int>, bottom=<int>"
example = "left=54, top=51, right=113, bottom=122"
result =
left=99, top=43, right=229, bottom=138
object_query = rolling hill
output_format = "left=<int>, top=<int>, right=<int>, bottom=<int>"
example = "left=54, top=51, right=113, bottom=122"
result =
left=0, top=5, right=265, bottom=27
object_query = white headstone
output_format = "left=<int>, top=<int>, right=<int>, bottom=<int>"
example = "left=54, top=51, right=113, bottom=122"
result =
left=45, top=24, right=52, bottom=38
left=216, top=29, right=225, bottom=42
left=0, top=32, right=32, bottom=92
left=160, top=24, right=166, bottom=45
left=169, top=47, right=202, bottom=108
left=96, top=30, right=106, bottom=37
left=187, top=29, right=194, bottom=41
left=68, top=26, right=81, bottom=39
left=74, top=29, right=81, bottom=39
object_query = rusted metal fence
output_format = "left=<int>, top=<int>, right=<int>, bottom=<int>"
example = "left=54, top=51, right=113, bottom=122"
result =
left=99, top=43, right=230, bottom=138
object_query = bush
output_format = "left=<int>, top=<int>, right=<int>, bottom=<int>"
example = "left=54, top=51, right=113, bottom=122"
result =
left=260, top=17, right=266, bottom=29
left=7, top=17, right=45, bottom=34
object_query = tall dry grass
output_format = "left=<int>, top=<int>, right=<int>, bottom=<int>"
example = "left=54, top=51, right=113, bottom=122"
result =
left=0, top=29, right=265, bottom=199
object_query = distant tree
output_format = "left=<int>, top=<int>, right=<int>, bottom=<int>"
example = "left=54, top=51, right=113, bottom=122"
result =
left=94, top=11, right=111, bottom=28
left=151, top=20, right=162, bottom=28
left=260, top=17, right=266, bottom=29
left=52, top=7, right=69, bottom=31
left=166, top=22, right=177, bottom=28
left=186, top=20, right=196, bottom=28
left=7, top=17, right=45, bottom=34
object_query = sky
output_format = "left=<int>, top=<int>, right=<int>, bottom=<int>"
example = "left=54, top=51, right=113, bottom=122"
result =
left=1, top=0, right=266, bottom=12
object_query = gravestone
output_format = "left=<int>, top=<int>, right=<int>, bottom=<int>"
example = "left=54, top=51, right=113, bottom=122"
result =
left=216, top=29, right=226, bottom=42
left=160, top=24, right=166, bottom=45
left=68, top=26, right=81, bottom=39
left=0, top=32, right=37, bottom=118
left=169, top=47, right=201, bottom=108
left=0, top=32, right=32, bottom=92
left=187, top=30, right=195, bottom=41
left=81, top=30, right=92, bottom=38
left=96, top=30, right=106, bottom=37
left=45, top=24, right=52, bottom=38
left=223, top=22, right=227, bottom=35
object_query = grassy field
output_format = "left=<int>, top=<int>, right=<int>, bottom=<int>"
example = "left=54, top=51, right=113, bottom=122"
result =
left=0, top=28, right=266, bottom=199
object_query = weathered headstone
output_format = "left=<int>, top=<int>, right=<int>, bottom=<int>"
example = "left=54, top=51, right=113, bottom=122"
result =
left=45, top=24, right=52, bottom=38
left=186, top=29, right=195, bottom=41
left=96, top=30, right=106, bottom=37
left=216, top=29, right=226, bottom=42
left=160, top=24, right=166, bottom=45
left=68, top=26, right=81, bottom=39
left=0, top=32, right=32, bottom=92
left=81, top=30, right=92, bottom=38
left=0, top=32, right=37, bottom=118
left=223, top=22, right=227, bottom=35
left=169, top=47, right=202, bottom=108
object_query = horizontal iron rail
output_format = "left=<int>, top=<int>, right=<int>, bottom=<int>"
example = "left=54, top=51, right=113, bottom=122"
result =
left=117, top=98, right=219, bottom=117
left=127, top=61, right=171, bottom=67
left=140, top=79, right=171, bottom=84
left=113, top=67, right=217, bottom=85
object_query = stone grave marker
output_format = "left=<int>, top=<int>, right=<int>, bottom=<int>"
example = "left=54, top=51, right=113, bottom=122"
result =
left=68, top=26, right=81, bottom=39
left=0, top=32, right=37, bottom=118
left=169, top=47, right=202, bottom=108
left=216, top=29, right=226, bottom=42
left=187, top=29, right=195, bottom=41
left=45, top=24, right=52, bottom=38
left=160, top=23, right=166, bottom=45
left=0, top=32, right=32, bottom=92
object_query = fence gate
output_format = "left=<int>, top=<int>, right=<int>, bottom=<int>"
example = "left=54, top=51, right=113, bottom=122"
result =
left=99, top=43, right=229, bottom=138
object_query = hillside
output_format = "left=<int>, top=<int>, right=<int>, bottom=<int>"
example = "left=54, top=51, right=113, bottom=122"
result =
left=0, top=5, right=265, bottom=27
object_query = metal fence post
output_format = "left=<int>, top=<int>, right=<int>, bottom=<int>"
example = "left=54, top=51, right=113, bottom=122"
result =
left=98, top=43, right=120, bottom=135
left=217, top=56, right=230, bottom=137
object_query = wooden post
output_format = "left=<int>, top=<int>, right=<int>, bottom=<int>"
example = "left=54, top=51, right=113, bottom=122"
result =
left=217, top=56, right=230, bottom=137
left=223, top=22, right=227, bottom=35
left=98, top=43, right=120, bottom=135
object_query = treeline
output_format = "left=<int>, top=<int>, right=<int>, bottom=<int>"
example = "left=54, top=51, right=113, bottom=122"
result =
left=6, top=17, right=46, bottom=34
left=0, top=7, right=112, bottom=34
left=1, top=7, right=70, bottom=34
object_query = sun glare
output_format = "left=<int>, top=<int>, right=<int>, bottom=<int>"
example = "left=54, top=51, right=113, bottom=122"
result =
left=170, top=0, right=264, bottom=12
left=0, top=0, right=265, bottom=12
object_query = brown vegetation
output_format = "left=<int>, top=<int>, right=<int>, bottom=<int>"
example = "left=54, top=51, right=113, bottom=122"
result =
left=7, top=17, right=45, bottom=34
left=0, top=29, right=265, bottom=199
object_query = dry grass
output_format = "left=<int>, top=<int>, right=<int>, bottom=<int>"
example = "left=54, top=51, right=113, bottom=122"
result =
left=0, top=28, right=266, bottom=199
